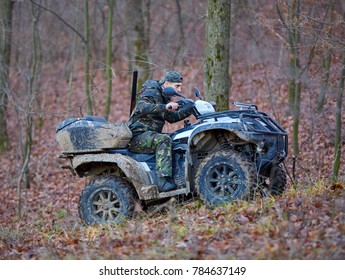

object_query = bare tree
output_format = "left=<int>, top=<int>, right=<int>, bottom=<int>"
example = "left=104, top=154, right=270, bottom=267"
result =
left=84, top=0, right=93, bottom=116
left=332, top=52, right=344, bottom=182
left=317, top=1, right=335, bottom=113
left=125, top=0, right=151, bottom=88
left=276, top=0, right=301, bottom=158
left=66, top=0, right=81, bottom=116
left=0, top=0, right=14, bottom=154
left=171, top=0, right=187, bottom=68
left=17, top=2, right=42, bottom=218
left=332, top=3, right=345, bottom=182
left=104, top=0, right=114, bottom=120
left=204, top=0, right=231, bottom=110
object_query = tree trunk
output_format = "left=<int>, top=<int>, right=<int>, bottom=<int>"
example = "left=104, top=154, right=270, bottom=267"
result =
left=332, top=50, right=345, bottom=182
left=317, top=1, right=335, bottom=113
left=0, top=0, right=14, bottom=154
left=125, top=0, right=150, bottom=89
left=287, top=0, right=301, bottom=157
left=84, top=0, right=93, bottom=116
left=287, top=0, right=301, bottom=118
left=17, top=2, right=42, bottom=218
left=66, top=0, right=81, bottom=117
left=204, top=0, right=231, bottom=111
left=104, top=0, right=114, bottom=120
left=171, top=0, right=186, bottom=68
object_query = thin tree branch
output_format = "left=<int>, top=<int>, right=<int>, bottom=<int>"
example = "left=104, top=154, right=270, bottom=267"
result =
left=29, top=0, right=86, bottom=44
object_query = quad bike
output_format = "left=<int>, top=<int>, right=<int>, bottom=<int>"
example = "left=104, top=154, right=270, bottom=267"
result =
left=56, top=87, right=288, bottom=225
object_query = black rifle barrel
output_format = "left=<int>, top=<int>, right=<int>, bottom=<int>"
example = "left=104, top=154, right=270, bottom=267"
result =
left=130, top=70, right=138, bottom=115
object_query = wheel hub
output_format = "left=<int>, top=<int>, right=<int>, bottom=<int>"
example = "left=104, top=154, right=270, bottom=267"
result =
left=92, top=190, right=120, bottom=220
left=208, top=164, right=241, bottom=196
left=102, top=202, right=111, bottom=210
left=219, top=175, right=230, bottom=186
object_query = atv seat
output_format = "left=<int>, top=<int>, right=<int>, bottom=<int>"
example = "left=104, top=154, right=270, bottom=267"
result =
left=108, top=148, right=155, bottom=162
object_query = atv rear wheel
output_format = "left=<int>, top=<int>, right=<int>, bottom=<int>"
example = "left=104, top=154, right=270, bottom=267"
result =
left=260, top=164, right=287, bottom=196
left=195, top=150, right=256, bottom=205
left=79, top=176, right=137, bottom=225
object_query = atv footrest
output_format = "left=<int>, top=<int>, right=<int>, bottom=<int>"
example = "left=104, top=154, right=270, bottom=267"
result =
left=139, top=185, right=188, bottom=200
left=157, top=188, right=188, bottom=199
left=140, top=185, right=159, bottom=200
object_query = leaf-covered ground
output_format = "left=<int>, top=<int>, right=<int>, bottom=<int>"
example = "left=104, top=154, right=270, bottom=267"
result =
left=0, top=181, right=344, bottom=260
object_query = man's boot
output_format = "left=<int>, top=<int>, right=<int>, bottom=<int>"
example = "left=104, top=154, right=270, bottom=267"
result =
left=157, top=177, right=177, bottom=192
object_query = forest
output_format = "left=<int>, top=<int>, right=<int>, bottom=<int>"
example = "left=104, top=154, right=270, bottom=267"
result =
left=0, top=0, right=344, bottom=260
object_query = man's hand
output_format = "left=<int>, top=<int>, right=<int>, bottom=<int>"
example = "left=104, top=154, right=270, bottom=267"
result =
left=166, top=102, right=179, bottom=111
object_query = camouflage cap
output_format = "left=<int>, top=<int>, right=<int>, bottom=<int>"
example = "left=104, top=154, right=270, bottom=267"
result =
left=159, top=71, right=183, bottom=84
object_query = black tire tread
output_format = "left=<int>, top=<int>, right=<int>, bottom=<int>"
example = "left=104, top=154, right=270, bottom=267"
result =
left=269, top=164, right=287, bottom=196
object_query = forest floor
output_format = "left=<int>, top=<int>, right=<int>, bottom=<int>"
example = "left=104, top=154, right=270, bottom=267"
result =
left=0, top=182, right=344, bottom=259
left=0, top=62, right=344, bottom=260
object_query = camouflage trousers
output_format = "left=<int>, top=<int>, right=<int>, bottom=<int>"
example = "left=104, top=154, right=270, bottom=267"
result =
left=128, top=131, right=172, bottom=178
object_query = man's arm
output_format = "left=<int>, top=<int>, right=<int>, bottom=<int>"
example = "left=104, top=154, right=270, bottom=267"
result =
left=165, top=102, right=194, bottom=123
left=134, top=96, right=166, bottom=116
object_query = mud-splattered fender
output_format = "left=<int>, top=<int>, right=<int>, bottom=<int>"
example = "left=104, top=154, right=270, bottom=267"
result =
left=72, top=153, right=152, bottom=195
left=184, top=123, right=260, bottom=187
left=187, top=122, right=258, bottom=148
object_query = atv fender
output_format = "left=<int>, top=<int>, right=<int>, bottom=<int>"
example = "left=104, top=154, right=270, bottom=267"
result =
left=184, top=124, right=260, bottom=188
left=188, top=123, right=261, bottom=149
left=71, top=153, right=153, bottom=199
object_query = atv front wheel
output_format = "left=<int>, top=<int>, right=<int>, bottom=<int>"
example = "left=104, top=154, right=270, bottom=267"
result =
left=195, top=150, right=257, bottom=205
left=79, top=176, right=137, bottom=225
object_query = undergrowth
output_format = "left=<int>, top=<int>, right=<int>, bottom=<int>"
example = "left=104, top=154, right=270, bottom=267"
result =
left=0, top=181, right=344, bottom=260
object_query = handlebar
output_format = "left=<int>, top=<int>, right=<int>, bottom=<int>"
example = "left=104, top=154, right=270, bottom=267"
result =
left=177, top=99, right=195, bottom=109
left=166, top=99, right=195, bottom=111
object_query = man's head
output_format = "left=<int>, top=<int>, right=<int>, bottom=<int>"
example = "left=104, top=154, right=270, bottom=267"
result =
left=160, top=71, right=183, bottom=93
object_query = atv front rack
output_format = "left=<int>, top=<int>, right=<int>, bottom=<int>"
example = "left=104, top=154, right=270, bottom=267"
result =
left=233, top=102, right=258, bottom=110
left=239, top=111, right=288, bottom=157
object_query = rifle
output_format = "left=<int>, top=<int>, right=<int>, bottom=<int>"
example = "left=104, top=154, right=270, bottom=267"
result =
left=129, top=70, right=138, bottom=116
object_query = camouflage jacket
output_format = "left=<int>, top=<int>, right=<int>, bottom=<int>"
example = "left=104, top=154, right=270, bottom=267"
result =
left=128, top=81, right=194, bottom=136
